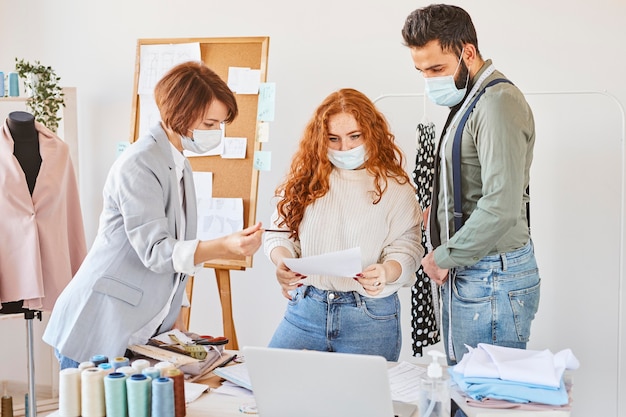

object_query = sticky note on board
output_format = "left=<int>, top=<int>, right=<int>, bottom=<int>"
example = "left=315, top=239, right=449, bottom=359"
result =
left=254, top=150, right=271, bottom=171
left=117, top=141, right=130, bottom=157
left=257, top=82, right=276, bottom=122
left=256, top=121, right=270, bottom=143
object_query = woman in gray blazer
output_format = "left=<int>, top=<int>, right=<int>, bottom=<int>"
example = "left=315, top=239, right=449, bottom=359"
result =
left=43, top=61, right=263, bottom=368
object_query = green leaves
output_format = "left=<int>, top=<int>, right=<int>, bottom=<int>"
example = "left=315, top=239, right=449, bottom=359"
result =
left=15, top=58, right=65, bottom=133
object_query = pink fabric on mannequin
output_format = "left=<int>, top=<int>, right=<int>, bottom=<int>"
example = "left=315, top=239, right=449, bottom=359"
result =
left=0, top=120, right=87, bottom=311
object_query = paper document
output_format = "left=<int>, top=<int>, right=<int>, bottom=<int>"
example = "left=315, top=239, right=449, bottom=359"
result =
left=283, top=247, right=362, bottom=277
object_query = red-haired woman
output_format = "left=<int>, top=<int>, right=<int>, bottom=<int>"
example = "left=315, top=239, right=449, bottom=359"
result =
left=264, top=88, right=424, bottom=361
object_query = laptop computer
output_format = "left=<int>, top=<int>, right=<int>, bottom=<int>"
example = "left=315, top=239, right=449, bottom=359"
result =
left=242, top=346, right=417, bottom=417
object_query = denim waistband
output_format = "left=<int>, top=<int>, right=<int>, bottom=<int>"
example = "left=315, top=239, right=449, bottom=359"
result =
left=473, top=240, right=535, bottom=270
left=301, top=286, right=364, bottom=307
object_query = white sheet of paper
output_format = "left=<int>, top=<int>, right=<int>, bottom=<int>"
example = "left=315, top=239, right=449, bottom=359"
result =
left=222, top=137, right=247, bottom=159
left=196, top=198, right=243, bottom=240
left=283, top=247, right=362, bottom=277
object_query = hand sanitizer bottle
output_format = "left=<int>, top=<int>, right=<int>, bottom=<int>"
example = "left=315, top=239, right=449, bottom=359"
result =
left=418, top=351, right=450, bottom=417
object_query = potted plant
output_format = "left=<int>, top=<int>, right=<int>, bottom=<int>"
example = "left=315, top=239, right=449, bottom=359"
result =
left=14, top=58, right=65, bottom=133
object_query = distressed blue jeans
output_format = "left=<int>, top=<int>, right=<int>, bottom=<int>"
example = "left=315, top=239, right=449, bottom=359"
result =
left=269, top=286, right=402, bottom=361
left=442, top=240, right=540, bottom=365
left=54, top=348, right=80, bottom=370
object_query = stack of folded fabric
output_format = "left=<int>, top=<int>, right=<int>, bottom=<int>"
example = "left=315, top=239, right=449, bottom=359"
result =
left=449, top=343, right=579, bottom=409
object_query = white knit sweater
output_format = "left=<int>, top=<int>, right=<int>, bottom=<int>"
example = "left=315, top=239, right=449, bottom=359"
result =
left=264, top=167, right=424, bottom=298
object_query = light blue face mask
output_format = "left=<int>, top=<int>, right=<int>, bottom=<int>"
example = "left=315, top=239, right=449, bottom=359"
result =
left=328, top=144, right=367, bottom=170
left=423, top=49, right=469, bottom=107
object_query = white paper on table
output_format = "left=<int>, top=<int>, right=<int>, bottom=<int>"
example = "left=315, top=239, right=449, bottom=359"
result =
left=184, top=381, right=210, bottom=403
left=283, top=247, right=362, bottom=277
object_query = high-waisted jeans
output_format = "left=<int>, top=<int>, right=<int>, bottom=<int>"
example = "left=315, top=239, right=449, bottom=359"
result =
left=269, top=286, right=402, bottom=361
left=442, top=240, right=541, bottom=365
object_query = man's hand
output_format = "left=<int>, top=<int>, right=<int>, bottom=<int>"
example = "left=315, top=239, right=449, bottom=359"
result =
left=421, top=251, right=449, bottom=285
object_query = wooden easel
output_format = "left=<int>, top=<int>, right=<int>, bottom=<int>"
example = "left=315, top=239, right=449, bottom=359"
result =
left=129, top=37, right=270, bottom=350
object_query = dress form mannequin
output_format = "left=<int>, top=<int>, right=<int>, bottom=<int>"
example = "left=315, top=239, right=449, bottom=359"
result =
left=7, top=111, right=41, bottom=195
left=2, top=111, right=41, bottom=313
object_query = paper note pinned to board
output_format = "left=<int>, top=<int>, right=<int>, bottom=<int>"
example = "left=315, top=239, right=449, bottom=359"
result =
left=283, top=247, right=362, bottom=277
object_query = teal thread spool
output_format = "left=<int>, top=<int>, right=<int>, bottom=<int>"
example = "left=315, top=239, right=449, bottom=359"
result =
left=151, top=377, right=175, bottom=417
left=126, top=374, right=150, bottom=417
left=0, top=72, right=5, bottom=97
left=142, top=367, right=161, bottom=381
left=7, top=72, right=18, bottom=97
left=104, top=372, right=128, bottom=417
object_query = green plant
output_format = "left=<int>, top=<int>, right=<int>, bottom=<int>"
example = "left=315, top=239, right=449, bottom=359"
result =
left=15, top=58, right=65, bottom=133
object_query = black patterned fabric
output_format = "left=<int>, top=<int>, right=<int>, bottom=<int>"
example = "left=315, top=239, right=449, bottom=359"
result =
left=411, top=121, right=441, bottom=356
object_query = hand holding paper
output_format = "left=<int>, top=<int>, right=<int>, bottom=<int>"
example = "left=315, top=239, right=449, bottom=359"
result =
left=283, top=247, right=362, bottom=277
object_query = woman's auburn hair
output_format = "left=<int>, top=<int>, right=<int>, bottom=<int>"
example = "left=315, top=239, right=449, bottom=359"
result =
left=275, top=88, right=413, bottom=239
left=154, top=61, right=238, bottom=136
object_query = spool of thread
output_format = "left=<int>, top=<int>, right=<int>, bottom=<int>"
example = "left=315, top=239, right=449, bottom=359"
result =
left=81, top=368, right=105, bottom=417
left=58, top=368, right=82, bottom=417
left=90, top=355, right=108, bottom=367
left=79, top=361, right=95, bottom=370
left=104, top=373, right=128, bottom=417
left=111, top=356, right=130, bottom=370
left=151, top=377, right=175, bottom=417
left=7, top=72, right=18, bottom=97
left=126, top=374, right=151, bottom=417
left=131, top=359, right=150, bottom=373
left=98, top=363, right=114, bottom=375
left=0, top=72, right=5, bottom=97
left=116, top=366, right=136, bottom=376
left=2, top=395, right=14, bottom=417
left=165, top=369, right=185, bottom=417
left=142, top=367, right=161, bottom=381
left=154, top=361, right=175, bottom=377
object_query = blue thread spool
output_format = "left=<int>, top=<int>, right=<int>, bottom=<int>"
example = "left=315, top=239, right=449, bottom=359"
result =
left=112, top=356, right=130, bottom=370
left=104, top=372, right=128, bottom=417
left=126, top=374, right=150, bottom=417
left=98, top=362, right=114, bottom=375
left=90, top=355, right=108, bottom=366
left=0, top=72, right=5, bottom=97
left=7, top=72, right=19, bottom=97
left=152, top=377, right=175, bottom=417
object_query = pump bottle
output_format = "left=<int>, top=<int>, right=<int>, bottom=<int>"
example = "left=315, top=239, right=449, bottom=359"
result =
left=418, top=350, right=450, bottom=417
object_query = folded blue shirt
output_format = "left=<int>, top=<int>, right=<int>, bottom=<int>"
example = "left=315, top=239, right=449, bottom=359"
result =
left=449, top=368, right=569, bottom=406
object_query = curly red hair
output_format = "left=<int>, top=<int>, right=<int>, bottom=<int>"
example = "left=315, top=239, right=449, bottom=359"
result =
left=275, top=88, right=413, bottom=239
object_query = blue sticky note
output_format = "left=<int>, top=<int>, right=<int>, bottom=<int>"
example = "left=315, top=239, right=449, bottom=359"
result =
left=117, top=141, right=130, bottom=157
left=254, top=150, right=272, bottom=171
left=257, top=82, right=276, bottom=122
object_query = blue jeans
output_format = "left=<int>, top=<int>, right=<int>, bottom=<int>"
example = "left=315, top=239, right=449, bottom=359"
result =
left=269, top=286, right=402, bottom=361
left=54, top=348, right=81, bottom=370
left=442, top=240, right=540, bottom=365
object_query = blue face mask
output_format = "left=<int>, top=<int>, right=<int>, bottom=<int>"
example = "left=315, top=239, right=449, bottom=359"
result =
left=423, top=49, right=469, bottom=107
left=328, top=144, right=367, bottom=170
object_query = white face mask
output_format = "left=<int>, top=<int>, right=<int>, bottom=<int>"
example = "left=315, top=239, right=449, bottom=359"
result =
left=423, top=49, right=469, bottom=107
left=181, top=129, right=222, bottom=154
left=328, top=144, right=367, bottom=170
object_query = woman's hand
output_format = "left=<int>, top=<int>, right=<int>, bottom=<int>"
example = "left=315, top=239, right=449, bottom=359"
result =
left=223, top=222, right=263, bottom=257
left=194, top=222, right=263, bottom=264
left=270, top=246, right=305, bottom=300
left=354, top=261, right=400, bottom=296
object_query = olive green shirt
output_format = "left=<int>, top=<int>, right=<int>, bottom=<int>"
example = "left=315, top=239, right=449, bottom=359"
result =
left=433, top=60, right=535, bottom=269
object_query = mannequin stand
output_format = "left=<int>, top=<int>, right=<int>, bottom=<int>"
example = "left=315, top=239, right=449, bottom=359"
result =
left=1, top=303, right=41, bottom=417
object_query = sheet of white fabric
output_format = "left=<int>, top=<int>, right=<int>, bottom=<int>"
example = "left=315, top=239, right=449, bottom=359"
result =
left=454, top=343, right=579, bottom=388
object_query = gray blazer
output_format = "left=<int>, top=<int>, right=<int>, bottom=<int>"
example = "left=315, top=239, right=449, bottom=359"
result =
left=43, top=123, right=198, bottom=362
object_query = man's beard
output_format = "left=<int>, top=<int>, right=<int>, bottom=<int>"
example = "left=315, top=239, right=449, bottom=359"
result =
left=455, top=60, right=469, bottom=90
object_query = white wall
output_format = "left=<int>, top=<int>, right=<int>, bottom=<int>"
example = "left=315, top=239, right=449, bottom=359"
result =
left=1, top=1, right=625, bottom=416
